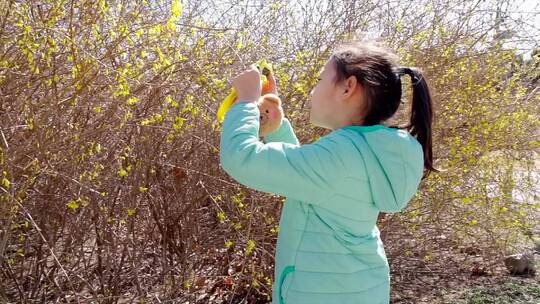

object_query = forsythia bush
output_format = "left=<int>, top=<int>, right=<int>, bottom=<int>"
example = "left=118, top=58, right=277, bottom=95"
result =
left=0, top=0, right=538, bottom=302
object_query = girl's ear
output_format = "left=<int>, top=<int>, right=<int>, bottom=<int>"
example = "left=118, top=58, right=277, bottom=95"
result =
left=342, top=75, right=358, bottom=97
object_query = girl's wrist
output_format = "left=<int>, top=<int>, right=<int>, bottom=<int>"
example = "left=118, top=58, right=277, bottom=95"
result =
left=236, top=95, right=259, bottom=103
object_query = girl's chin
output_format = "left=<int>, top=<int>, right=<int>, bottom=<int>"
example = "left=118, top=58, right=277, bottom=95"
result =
left=309, top=116, right=320, bottom=128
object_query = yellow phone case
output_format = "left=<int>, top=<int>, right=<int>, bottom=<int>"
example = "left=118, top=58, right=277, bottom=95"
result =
left=217, top=59, right=273, bottom=123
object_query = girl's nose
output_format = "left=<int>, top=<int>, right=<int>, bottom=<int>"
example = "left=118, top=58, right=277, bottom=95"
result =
left=305, top=90, right=313, bottom=109
left=304, top=98, right=311, bottom=109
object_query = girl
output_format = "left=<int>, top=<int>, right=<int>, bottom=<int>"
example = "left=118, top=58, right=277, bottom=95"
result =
left=219, top=40, right=437, bottom=304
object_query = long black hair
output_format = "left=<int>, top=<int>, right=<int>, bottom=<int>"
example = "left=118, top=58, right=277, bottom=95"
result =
left=331, top=40, right=438, bottom=180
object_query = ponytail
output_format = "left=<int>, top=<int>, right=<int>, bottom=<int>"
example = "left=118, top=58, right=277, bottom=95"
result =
left=396, top=67, right=439, bottom=180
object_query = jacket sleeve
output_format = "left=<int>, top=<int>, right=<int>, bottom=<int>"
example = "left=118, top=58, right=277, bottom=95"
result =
left=262, top=117, right=300, bottom=145
left=219, top=102, right=345, bottom=204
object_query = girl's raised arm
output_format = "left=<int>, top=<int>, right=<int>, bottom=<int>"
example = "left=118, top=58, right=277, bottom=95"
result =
left=220, top=102, right=345, bottom=203
left=262, top=116, right=300, bottom=145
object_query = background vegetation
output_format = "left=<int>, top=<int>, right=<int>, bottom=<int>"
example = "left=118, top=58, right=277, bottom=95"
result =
left=0, top=0, right=538, bottom=303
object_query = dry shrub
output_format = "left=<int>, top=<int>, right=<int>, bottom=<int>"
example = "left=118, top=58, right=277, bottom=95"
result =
left=0, top=0, right=538, bottom=302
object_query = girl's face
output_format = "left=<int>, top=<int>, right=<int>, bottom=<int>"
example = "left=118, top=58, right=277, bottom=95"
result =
left=307, top=58, right=342, bottom=130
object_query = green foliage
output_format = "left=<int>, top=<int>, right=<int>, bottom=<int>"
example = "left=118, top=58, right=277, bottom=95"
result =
left=456, top=281, right=540, bottom=304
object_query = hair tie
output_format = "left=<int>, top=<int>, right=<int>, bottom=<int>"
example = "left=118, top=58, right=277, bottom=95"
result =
left=396, top=66, right=421, bottom=85
left=396, top=67, right=413, bottom=77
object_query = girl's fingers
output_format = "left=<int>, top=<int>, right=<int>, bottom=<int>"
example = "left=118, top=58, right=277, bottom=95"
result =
left=266, top=73, right=278, bottom=95
left=232, top=68, right=262, bottom=102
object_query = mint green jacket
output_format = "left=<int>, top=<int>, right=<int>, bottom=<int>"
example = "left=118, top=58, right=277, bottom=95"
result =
left=220, top=102, right=424, bottom=304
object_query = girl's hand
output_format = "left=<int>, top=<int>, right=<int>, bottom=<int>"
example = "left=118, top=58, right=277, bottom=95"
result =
left=232, top=67, right=261, bottom=103
left=263, top=73, right=278, bottom=95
